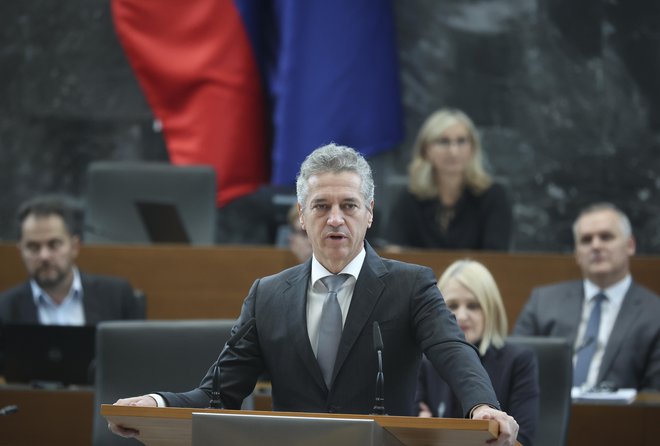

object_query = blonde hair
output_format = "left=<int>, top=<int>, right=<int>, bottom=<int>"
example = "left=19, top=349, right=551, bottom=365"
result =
left=408, top=108, right=492, bottom=199
left=438, top=259, right=507, bottom=355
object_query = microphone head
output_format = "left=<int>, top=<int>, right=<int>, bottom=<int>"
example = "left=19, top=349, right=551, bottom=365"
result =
left=372, top=321, right=384, bottom=352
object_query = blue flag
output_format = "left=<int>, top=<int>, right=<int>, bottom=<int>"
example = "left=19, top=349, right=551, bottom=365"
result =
left=235, top=0, right=404, bottom=185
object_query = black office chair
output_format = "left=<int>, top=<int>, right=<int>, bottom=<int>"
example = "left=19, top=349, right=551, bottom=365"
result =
left=507, top=336, right=572, bottom=446
left=92, top=319, right=249, bottom=446
left=84, top=161, right=217, bottom=245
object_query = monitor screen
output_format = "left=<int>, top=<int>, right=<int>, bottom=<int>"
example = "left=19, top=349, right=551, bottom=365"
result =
left=192, top=413, right=383, bottom=446
left=1, top=324, right=96, bottom=387
left=84, top=161, right=216, bottom=245
left=135, top=201, right=190, bottom=243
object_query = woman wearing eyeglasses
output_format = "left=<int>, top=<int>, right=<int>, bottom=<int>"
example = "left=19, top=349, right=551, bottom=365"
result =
left=385, top=108, right=512, bottom=250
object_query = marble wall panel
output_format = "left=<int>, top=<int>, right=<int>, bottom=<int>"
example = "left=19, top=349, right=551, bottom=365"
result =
left=1, top=0, right=658, bottom=253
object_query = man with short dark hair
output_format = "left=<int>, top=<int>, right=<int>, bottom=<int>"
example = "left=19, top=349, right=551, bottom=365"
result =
left=514, top=203, right=660, bottom=391
left=0, top=194, right=144, bottom=325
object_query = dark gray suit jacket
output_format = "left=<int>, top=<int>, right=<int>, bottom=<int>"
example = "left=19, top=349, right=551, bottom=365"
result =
left=161, top=243, right=499, bottom=416
left=0, top=272, right=144, bottom=325
left=513, top=280, right=660, bottom=391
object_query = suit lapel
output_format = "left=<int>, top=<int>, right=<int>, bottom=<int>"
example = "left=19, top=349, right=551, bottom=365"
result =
left=563, top=283, right=584, bottom=343
left=284, top=262, right=327, bottom=389
left=332, top=243, right=387, bottom=383
left=80, top=274, right=97, bottom=325
left=597, top=283, right=641, bottom=382
left=19, top=282, right=40, bottom=323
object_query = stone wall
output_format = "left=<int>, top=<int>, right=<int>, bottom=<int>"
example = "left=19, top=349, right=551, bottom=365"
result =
left=2, top=0, right=658, bottom=253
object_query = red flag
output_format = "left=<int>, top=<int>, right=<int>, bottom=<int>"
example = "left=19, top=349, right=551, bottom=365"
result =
left=112, top=0, right=269, bottom=206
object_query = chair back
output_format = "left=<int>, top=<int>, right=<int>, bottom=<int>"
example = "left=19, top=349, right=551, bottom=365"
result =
left=92, top=319, right=237, bottom=445
left=84, top=161, right=216, bottom=245
left=508, top=336, right=572, bottom=446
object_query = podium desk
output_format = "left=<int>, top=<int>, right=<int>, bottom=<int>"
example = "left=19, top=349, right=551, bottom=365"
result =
left=0, top=383, right=94, bottom=446
left=101, top=405, right=508, bottom=446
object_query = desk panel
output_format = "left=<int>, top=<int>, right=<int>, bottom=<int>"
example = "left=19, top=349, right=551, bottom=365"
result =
left=2, top=243, right=659, bottom=325
left=568, top=402, right=660, bottom=446
left=1, top=385, right=658, bottom=446
left=0, top=385, right=93, bottom=446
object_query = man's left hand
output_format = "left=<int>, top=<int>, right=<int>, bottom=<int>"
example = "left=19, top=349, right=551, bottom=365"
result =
left=471, top=404, right=519, bottom=446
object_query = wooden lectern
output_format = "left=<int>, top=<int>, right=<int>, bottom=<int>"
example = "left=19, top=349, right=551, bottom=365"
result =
left=102, top=404, right=520, bottom=446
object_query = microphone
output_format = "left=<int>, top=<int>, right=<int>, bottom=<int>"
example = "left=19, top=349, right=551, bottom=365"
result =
left=372, top=321, right=386, bottom=415
left=209, top=318, right=256, bottom=409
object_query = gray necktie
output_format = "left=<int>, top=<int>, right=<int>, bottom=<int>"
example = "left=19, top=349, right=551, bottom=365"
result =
left=317, top=274, right=349, bottom=387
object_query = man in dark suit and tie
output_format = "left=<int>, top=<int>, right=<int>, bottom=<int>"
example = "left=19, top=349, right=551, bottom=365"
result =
left=0, top=194, right=144, bottom=325
left=110, top=144, right=519, bottom=445
left=514, top=203, right=660, bottom=391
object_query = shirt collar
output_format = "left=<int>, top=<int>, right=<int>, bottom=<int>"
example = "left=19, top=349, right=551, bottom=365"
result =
left=311, top=247, right=366, bottom=287
left=583, top=274, right=631, bottom=306
left=31, top=267, right=83, bottom=305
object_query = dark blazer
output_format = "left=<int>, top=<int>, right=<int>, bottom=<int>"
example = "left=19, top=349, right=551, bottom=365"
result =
left=0, top=272, right=144, bottom=325
left=385, top=183, right=512, bottom=251
left=161, top=243, right=499, bottom=416
left=513, top=280, right=660, bottom=391
left=416, top=343, right=539, bottom=446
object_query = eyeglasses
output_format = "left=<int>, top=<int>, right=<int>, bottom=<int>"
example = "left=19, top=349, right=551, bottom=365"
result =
left=430, top=136, right=471, bottom=149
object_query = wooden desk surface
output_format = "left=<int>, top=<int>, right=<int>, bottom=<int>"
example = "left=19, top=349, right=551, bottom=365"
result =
left=1, top=243, right=659, bottom=327
left=1, top=384, right=658, bottom=446
left=101, top=405, right=501, bottom=446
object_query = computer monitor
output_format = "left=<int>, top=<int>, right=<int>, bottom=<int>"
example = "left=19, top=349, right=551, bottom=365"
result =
left=135, top=201, right=190, bottom=243
left=192, top=413, right=384, bottom=446
left=1, top=324, right=96, bottom=387
left=84, top=161, right=216, bottom=245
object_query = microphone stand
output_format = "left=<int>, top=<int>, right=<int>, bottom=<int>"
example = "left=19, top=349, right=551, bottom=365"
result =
left=373, top=349, right=385, bottom=415
left=372, top=321, right=386, bottom=415
left=209, top=363, right=223, bottom=409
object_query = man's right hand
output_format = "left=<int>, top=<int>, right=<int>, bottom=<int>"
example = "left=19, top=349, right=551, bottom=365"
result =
left=108, top=395, right=157, bottom=438
left=418, top=401, right=433, bottom=417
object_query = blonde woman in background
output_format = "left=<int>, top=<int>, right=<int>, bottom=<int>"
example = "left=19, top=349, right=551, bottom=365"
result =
left=416, top=260, right=539, bottom=446
left=386, top=109, right=512, bottom=250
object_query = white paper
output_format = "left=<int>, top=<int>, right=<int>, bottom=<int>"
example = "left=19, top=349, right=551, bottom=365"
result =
left=571, top=387, right=637, bottom=404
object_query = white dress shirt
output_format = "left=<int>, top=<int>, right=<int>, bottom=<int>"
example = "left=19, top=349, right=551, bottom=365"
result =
left=307, top=248, right=366, bottom=357
left=574, top=275, right=630, bottom=388
left=30, top=267, right=85, bottom=325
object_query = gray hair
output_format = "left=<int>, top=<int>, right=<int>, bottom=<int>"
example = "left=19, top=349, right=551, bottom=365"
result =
left=572, top=202, right=632, bottom=239
left=296, top=143, right=375, bottom=208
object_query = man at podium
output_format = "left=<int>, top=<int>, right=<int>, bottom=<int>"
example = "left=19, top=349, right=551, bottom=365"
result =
left=109, top=144, right=519, bottom=445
